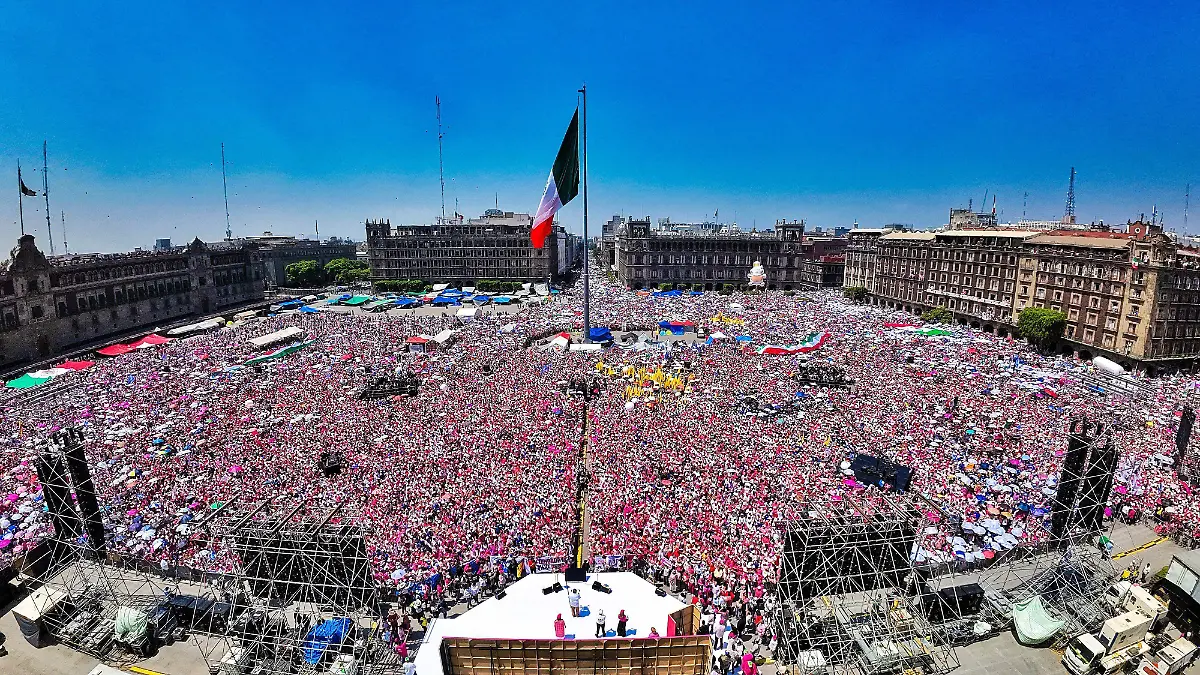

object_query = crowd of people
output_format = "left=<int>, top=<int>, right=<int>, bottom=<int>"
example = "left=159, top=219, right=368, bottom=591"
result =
left=1, top=274, right=1198, bottom=622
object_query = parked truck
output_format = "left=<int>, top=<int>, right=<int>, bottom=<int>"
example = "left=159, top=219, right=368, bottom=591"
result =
left=1137, top=637, right=1198, bottom=675
left=1062, top=610, right=1154, bottom=675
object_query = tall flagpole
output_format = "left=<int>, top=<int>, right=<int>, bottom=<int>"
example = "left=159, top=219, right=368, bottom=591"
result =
left=579, top=84, right=590, bottom=342
left=17, top=160, right=25, bottom=236
left=43, top=141, right=55, bottom=254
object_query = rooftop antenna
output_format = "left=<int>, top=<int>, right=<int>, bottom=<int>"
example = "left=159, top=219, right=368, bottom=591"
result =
left=61, top=211, right=68, bottom=254
left=968, top=198, right=973, bottom=211
left=1022, top=191, right=1028, bottom=220
left=1064, top=167, right=1076, bottom=224
left=43, top=141, right=55, bottom=254
left=1185, top=183, right=1191, bottom=233
left=495, top=192, right=498, bottom=209
left=981, top=189, right=989, bottom=214
left=221, top=143, right=232, bottom=240
left=315, top=219, right=319, bottom=240
left=436, top=95, right=446, bottom=223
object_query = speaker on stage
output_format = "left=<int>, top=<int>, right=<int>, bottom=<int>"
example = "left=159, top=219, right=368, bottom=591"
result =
left=565, top=567, right=587, bottom=582
left=1050, top=430, right=1090, bottom=540
left=592, top=580, right=612, bottom=594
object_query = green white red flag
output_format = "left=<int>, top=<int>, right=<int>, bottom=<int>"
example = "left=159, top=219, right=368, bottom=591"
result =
left=531, top=109, right=580, bottom=249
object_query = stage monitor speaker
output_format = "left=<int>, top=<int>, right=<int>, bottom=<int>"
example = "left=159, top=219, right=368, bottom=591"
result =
left=592, top=581, right=613, bottom=594
left=655, top=588, right=668, bottom=597
left=543, top=585, right=556, bottom=595
left=496, top=590, right=506, bottom=599
left=552, top=582, right=564, bottom=593
left=565, top=567, right=587, bottom=582
left=64, top=437, right=106, bottom=553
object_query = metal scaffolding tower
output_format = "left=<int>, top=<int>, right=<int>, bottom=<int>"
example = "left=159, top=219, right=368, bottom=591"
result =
left=772, top=492, right=959, bottom=675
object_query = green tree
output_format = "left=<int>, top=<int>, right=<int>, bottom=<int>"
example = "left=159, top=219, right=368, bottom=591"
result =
left=284, top=259, right=324, bottom=287
left=921, top=306, right=954, bottom=324
left=323, top=257, right=371, bottom=284
left=843, top=286, right=869, bottom=303
left=1017, top=307, right=1067, bottom=350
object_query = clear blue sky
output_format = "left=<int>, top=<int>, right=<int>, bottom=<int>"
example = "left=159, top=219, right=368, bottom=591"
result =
left=1, top=2, right=1198, bottom=253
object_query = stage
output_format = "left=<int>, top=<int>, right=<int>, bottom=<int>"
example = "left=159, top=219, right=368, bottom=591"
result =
left=414, top=572, right=689, bottom=675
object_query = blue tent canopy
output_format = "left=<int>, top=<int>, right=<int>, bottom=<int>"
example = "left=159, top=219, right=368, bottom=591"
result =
left=652, top=289, right=683, bottom=298
left=279, top=299, right=303, bottom=308
left=302, top=618, right=353, bottom=664
left=394, top=298, right=419, bottom=307
left=299, top=305, right=319, bottom=314
left=589, top=327, right=613, bottom=342
left=493, top=296, right=513, bottom=304
left=735, top=335, right=753, bottom=342
left=472, top=295, right=491, bottom=304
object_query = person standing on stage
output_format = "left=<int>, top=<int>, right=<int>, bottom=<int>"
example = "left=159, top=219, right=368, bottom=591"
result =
left=595, top=609, right=607, bottom=637
left=554, top=613, right=566, bottom=638
left=569, top=587, right=582, bottom=617
left=617, top=609, right=628, bottom=637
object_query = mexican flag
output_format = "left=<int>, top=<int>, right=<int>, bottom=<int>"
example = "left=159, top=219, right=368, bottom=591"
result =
left=531, top=109, right=580, bottom=249
left=753, top=332, right=828, bottom=355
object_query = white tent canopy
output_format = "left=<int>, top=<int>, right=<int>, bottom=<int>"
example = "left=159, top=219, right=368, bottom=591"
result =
left=248, top=326, right=306, bottom=349
left=167, top=317, right=225, bottom=336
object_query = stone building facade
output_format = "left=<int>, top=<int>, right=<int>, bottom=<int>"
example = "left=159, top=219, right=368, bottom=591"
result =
left=844, top=229, right=888, bottom=291
left=365, top=211, right=560, bottom=284
left=612, top=220, right=815, bottom=290
left=798, top=255, right=846, bottom=290
left=864, top=221, right=1200, bottom=369
left=0, top=234, right=265, bottom=369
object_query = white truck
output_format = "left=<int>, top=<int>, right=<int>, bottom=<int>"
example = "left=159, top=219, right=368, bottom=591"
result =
left=1137, top=637, right=1198, bottom=675
left=1102, top=581, right=1169, bottom=629
left=1062, top=610, right=1154, bottom=675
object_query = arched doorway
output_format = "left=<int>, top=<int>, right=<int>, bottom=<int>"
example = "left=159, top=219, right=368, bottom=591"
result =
left=1078, top=350, right=1093, bottom=362
left=704, top=283, right=713, bottom=291
left=970, top=320, right=981, bottom=329
left=36, top=334, right=49, bottom=357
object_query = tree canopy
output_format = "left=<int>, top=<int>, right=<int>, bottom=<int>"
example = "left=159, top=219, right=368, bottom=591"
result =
left=921, top=306, right=954, bottom=324
left=1017, top=307, right=1067, bottom=349
left=284, top=259, right=324, bottom=287
left=843, top=286, right=868, bottom=303
left=324, top=257, right=370, bottom=284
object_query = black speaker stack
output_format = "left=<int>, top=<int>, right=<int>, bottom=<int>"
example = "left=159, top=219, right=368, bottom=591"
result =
left=1177, top=406, right=1195, bottom=478
left=592, top=580, right=613, bottom=594
left=35, top=428, right=106, bottom=554
left=1050, top=419, right=1116, bottom=542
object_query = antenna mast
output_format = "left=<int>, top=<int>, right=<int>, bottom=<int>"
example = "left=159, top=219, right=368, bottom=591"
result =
left=61, top=211, right=68, bottom=254
left=221, top=143, right=232, bottom=240
left=1022, top=191, right=1028, bottom=220
left=436, top=96, right=446, bottom=223
left=1185, top=183, right=1191, bottom=233
left=315, top=219, right=319, bottom=240
left=1064, top=167, right=1076, bottom=224
left=43, top=141, right=54, bottom=254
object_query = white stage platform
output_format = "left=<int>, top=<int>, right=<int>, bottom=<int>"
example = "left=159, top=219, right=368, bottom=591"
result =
left=415, top=572, right=687, bottom=675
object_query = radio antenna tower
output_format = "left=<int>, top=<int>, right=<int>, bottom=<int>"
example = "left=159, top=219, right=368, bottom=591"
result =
left=1023, top=191, right=1028, bottom=220
left=43, top=141, right=55, bottom=254
left=1185, top=183, right=1191, bottom=233
left=1064, top=167, right=1076, bottom=224
left=437, top=95, right=446, bottom=223
left=61, top=211, right=68, bottom=254
left=221, top=143, right=232, bottom=240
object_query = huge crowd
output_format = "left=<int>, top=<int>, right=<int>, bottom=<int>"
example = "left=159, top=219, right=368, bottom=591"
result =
left=1, top=275, right=1199, bottom=620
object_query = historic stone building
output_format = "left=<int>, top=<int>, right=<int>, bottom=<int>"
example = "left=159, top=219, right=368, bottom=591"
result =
left=365, top=211, right=561, bottom=284
left=612, top=220, right=815, bottom=290
left=798, top=255, right=846, bottom=290
left=873, top=230, right=1034, bottom=327
left=0, top=234, right=265, bottom=369
left=843, top=227, right=905, bottom=291
left=866, top=220, right=1200, bottom=369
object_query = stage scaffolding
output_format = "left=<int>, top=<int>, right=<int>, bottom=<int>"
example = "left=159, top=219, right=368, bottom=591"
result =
left=772, top=492, right=959, bottom=675
left=26, top=427, right=182, bottom=665
left=189, top=498, right=403, bottom=675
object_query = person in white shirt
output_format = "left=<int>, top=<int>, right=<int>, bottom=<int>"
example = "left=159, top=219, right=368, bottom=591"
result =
left=595, top=609, right=607, bottom=637
left=569, top=588, right=582, bottom=617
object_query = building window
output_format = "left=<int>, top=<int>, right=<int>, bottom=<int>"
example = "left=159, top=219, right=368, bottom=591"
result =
left=31, top=305, right=43, bottom=319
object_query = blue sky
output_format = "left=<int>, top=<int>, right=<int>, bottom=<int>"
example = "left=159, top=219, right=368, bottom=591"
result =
left=1, top=2, right=1198, bottom=252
